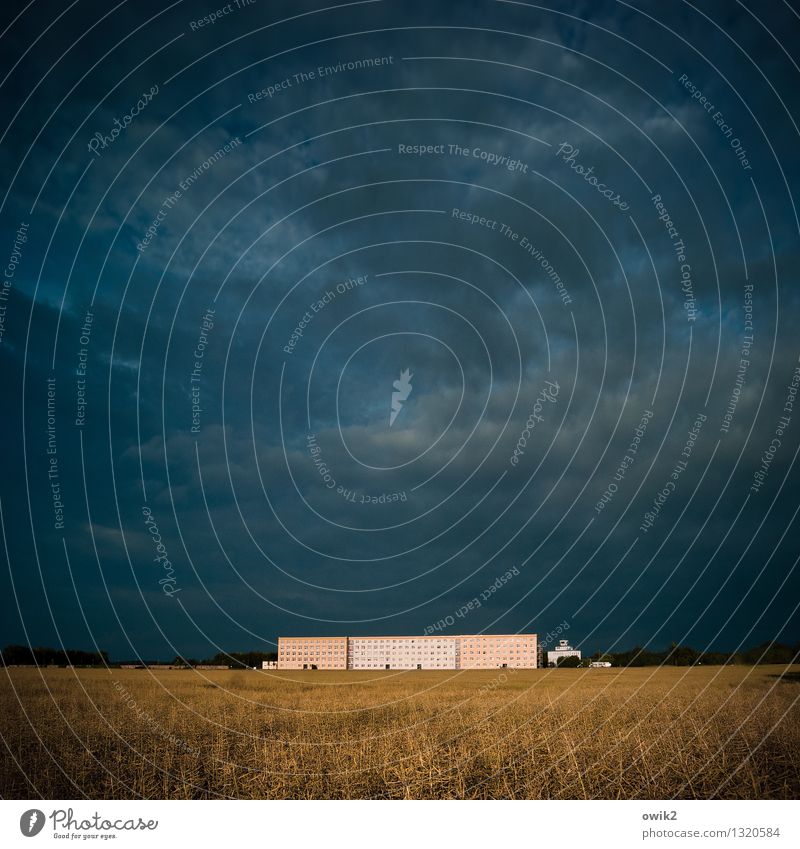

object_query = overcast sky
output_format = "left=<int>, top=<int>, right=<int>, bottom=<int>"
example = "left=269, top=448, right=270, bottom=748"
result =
left=1, top=0, right=799, bottom=661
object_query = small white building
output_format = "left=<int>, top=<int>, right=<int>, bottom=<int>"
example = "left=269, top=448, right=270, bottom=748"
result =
left=261, top=660, right=278, bottom=670
left=547, top=639, right=581, bottom=667
left=589, top=661, right=612, bottom=668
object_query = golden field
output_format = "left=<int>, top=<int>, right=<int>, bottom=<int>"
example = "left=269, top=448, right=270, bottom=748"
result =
left=1, top=665, right=798, bottom=799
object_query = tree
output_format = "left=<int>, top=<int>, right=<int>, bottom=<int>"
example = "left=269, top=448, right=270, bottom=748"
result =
left=201, top=650, right=278, bottom=668
left=1, top=645, right=108, bottom=666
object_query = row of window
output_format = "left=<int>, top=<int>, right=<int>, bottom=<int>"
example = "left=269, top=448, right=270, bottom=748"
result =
left=350, top=649, right=455, bottom=658
left=353, top=661, right=453, bottom=669
left=281, top=637, right=535, bottom=646
left=346, top=649, right=533, bottom=655
left=282, top=650, right=344, bottom=654
left=279, top=657, right=530, bottom=669
left=350, top=642, right=453, bottom=646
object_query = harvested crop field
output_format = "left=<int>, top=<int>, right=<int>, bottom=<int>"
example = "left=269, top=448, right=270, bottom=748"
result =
left=1, top=665, right=798, bottom=799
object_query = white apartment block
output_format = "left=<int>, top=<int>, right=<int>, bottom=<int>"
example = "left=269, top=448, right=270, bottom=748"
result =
left=547, top=639, right=581, bottom=667
left=277, top=634, right=538, bottom=670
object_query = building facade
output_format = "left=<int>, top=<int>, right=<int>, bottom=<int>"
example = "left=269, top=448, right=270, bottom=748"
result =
left=547, top=639, right=581, bottom=667
left=458, top=634, right=538, bottom=669
left=348, top=636, right=458, bottom=669
left=277, top=634, right=538, bottom=670
left=277, top=636, right=348, bottom=670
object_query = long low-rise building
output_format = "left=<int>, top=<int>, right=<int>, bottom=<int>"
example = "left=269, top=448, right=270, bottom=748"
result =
left=278, top=634, right=538, bottom=670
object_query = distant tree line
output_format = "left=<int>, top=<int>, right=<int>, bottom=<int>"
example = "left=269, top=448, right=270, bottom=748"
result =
left=1, top=645, right=278, bottom=668
left=588, top=641, right=800, bottom=668
left=171, top=651, right=278, bottom=668
left=1, top=645, right=109, bottom=666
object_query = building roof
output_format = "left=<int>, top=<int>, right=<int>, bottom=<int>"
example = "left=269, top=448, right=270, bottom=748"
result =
left=279, top=633, right=537, bottom=640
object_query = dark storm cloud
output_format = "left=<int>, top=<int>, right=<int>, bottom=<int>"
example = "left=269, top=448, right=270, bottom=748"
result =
left=1, top=0, right=799, bottom=661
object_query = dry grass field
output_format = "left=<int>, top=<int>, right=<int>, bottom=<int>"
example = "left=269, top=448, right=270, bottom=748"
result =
left=1, top=664, right=798, bottom=799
